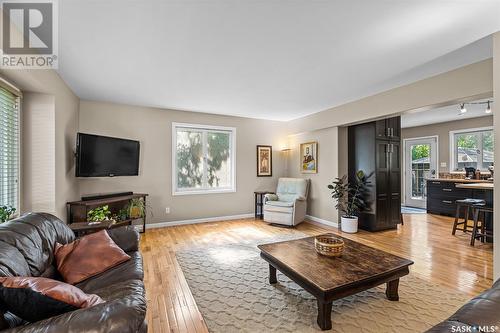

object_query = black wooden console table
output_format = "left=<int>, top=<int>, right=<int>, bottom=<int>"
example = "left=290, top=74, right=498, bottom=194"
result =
left=66, top=193, right=148, bottom=233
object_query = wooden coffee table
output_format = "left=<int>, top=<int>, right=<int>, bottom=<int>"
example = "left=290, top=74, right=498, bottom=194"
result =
left=258, top=234, right=414, bottom=330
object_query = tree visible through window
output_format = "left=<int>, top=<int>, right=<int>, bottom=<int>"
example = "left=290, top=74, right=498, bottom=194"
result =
left=173, top=123, right=235, bottom=194
left=453, top=129, right=493, bottom=171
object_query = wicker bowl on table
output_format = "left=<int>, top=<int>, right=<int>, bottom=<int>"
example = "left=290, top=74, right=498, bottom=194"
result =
left=314, top=234, right=345, bottom=257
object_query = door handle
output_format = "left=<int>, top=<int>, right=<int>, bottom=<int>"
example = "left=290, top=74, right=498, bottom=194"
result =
left=442, top=188, right=452, bottom=192
left=442, top=200, right=453, bottom=204
left=386, top=144, right=390, bottom=167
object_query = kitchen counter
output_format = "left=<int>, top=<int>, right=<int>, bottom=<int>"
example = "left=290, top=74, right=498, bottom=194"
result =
left=426, top=179, right=493, bottom=218
left=426, top=178, right=492, bottom=183
left=455, top=183, right=494, bottom=190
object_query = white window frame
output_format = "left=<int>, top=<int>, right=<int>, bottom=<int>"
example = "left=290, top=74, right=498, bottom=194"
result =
left=0, top=78, right=22, bottom=215
left=172, top=122, right=236, bottom=196
left=449, top=126, right=494, bottom=172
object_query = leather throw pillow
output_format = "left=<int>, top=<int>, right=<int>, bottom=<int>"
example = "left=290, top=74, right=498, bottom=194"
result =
left=55, top=230, right=131, bottom=285
left=0, top=277, right=104, bottom=323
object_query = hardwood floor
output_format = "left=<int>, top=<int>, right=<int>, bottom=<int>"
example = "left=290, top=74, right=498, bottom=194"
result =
left=140, top=213, right=493, bottom=333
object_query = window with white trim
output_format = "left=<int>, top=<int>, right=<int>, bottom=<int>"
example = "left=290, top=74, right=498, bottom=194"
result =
left=452, top=128, right=494, bottom=171
left=172, top=123, right=236, bottom=195
left=0, top=86, right=20, bottom=210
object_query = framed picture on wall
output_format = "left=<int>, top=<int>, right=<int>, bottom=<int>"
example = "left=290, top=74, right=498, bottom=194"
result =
left=257, top=145, right=272, bottom=177
left=300, top=141, right=318, bottom=173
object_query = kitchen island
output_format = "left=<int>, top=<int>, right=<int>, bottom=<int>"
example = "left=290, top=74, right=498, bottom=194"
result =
left=426, top=179, right=493, bottom=217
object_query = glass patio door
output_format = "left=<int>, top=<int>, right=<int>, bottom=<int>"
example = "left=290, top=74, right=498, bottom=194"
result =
left=404, top=137, right=438, bottom=208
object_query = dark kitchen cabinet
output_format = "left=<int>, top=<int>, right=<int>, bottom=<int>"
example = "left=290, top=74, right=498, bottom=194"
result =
left=376, top=117, right=401, bottom=140
left=348, top=116, right=401, bottom=231
left=426, top=180, right=491, bottom=217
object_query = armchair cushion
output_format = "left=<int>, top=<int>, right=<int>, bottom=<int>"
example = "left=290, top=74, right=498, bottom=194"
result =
left=276, top=178, right=309, bottom=202
left=264, top=194, right=278, bottom=201
left=265, top=201, right=294, bottom=207
left=264, top=178, right=309, bottom=227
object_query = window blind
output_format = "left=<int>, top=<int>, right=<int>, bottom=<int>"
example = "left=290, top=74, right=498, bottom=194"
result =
left=0, top=86, right=19, bottom=210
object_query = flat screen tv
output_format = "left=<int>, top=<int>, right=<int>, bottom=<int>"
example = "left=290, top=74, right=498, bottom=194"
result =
left=76, top=133, right=140, bottom=177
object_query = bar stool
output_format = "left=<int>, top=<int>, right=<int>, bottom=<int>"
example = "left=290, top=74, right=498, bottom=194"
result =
left=452, top=199, right=485, bottom=235
left=470, top=204, right=493, bottom=246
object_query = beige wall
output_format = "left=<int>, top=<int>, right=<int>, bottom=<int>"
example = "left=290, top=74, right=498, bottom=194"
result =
left=78, top=100, right=288, bottom=224
left=286, top=127, right=339, bottom=225
left=492, top=32, right=500, bottom=280
left=0, top=70, right=80, bottom=221
left=402, top=116, right=493, bottom=173
left=288, top=59, right=493, bottom=133
left=22, top=93, right=56, bottom=214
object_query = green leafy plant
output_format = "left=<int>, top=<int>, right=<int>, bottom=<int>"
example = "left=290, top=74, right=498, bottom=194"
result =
left=0, top=205, right=16, bottom=223
left=87, top=205, right=112, bottom=222
left=327, top=170, right=371, bottom=218
left=116, top=208, right=129, bottom=221
left=176, top=131, right=230, bottom=188
left=128, top=198, right=153, bottom=219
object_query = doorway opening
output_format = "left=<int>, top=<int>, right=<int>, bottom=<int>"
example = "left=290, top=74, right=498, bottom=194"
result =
left=403, top=136, right=438, bottom=208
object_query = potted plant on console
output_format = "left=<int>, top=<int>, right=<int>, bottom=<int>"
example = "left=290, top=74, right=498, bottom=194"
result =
left=0, top=205, right=16, bottom=223
left=87, top=205, right=112, bottom=224
left=328, top=170, right=371, bottom=233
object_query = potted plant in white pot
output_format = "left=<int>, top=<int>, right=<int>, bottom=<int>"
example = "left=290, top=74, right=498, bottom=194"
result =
left=327, top=170, right=371, bottom=233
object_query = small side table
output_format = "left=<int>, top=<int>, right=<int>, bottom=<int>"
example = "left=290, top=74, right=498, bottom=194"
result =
left=69, top=220, right=133, bottom=237
left=254, top=191, right=275, bottom=219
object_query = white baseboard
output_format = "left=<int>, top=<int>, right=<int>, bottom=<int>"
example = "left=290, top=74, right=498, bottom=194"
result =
left=144, top=213, right=254, bottom=230
left=305, top=215, right=339, bottom=229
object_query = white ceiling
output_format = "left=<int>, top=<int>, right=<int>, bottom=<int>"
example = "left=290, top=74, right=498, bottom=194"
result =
left=58, top=0, right=500, bottom=121
left=401, top=98, right=493, bottom=128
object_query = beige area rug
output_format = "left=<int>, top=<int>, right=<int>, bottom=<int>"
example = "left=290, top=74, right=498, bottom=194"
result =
left=176, top=234, right=470, bottom=333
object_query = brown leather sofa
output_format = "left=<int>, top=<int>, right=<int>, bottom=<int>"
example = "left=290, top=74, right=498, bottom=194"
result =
left=0, top=213, right=147, bottom=333
left=426, top=278, right=500, bottom=332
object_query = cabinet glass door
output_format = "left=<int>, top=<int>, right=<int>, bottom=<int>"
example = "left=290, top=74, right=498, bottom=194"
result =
left=404, top=137, right=437, bottom=208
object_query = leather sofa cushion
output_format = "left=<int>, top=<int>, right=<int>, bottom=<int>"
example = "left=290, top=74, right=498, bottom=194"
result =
left=449, top=294, right=500, bottom=326
left=5, top=280, right=147, bottom=333
left=425, top=320, right=471, bottom=333
left=106, top=226, right=140, bottom=253
left=0, top=276, right=103, bottom=323
left=0, top=242, right=30, bottom=278
left=426, top=278, right=500, bottom=332
left=55, top=230, right=131, bottom=285
left=76, top=252, right=144, bottom=294
left=0, top=213, right=74, bottom=278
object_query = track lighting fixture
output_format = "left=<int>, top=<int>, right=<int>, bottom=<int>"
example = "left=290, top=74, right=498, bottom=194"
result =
left=458, top=100, right=493, bottom=115
left=459, top=103, right=467, bottom=114
left=485, top=101, right=492, bottom=114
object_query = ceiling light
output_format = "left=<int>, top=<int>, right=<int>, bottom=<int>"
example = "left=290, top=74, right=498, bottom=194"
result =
left=485, top=101, right=492, bottom=114
left=459, top=103, right=467, bottom=114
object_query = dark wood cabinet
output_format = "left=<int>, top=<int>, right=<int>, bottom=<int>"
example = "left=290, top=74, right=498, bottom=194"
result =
left=425, top=180, right=492, bottom=217
left=349, top=116, right=401, bottom=231
left=375, top=117, right=400, bottom=140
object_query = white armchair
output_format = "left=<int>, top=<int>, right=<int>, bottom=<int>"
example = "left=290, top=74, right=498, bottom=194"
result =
left=263, top=178, right=310, bottom=227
